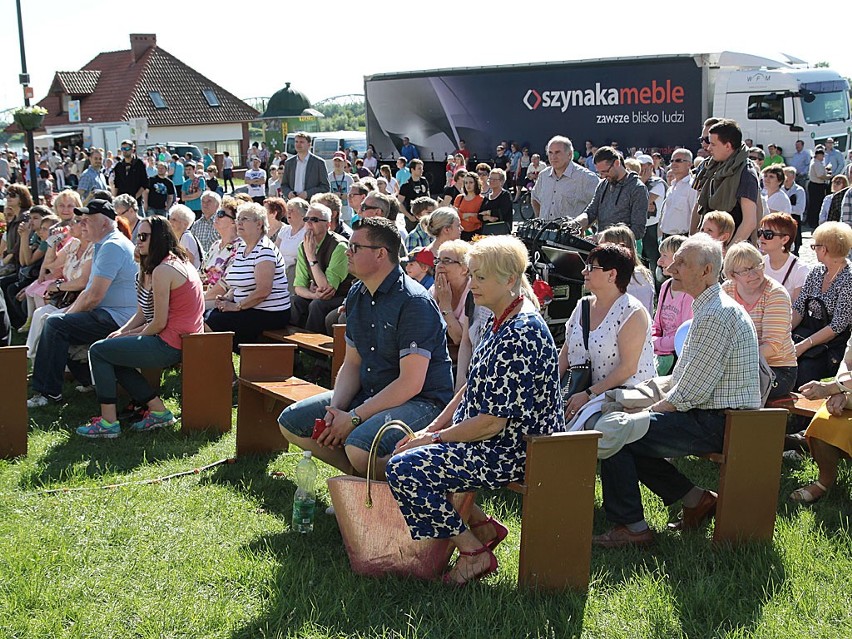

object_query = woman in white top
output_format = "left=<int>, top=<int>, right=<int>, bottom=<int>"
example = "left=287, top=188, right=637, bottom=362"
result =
left=379, top=165, right=399, bottom=196
left=559, top=243, right=656, bottom=423
left=205, top=202, right=290, bottom=352
left=758, top=213, right=809, bottom=304
left=599, top=224, right=656, bottom=316
left=276, top=197, right=309, bottom=303
left=762, top=165, right=792, bottom=214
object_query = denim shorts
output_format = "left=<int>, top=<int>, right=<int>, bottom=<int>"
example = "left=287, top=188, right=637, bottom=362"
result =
left=278, top=391, right=442, bottom=457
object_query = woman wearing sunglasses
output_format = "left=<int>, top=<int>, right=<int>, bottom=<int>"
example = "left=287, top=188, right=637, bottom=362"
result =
left=758, top=213, right=809, bottom=303
left=201, top=196, right=243, bottom=308
left=559, top=243, right=656, bottom=425
left=722, top=242, right=797, bottom=398
left=77, top=215, right=204, bottom=437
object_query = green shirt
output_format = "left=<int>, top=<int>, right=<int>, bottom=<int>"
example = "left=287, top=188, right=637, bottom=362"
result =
left=294, top=234, right=349, bottom=290
left=762, top=154, right=784, bottom=169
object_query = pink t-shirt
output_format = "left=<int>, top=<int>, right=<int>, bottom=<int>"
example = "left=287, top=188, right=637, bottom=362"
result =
left=652, top=278, right=693, bottom=355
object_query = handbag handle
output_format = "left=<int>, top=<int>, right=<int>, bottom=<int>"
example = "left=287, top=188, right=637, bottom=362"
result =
left=581, top=297, right=591, bottom=351
left=365, top=419, right=415, bottom=508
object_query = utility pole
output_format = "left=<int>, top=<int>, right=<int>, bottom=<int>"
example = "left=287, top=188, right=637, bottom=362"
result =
left=16, top=0, right=39, bottom=198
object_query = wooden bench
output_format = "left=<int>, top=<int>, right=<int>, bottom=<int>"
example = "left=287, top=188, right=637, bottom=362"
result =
left=235, top=343, right=329, bottom=457
left=1, top=346, right=28, bottom=459
left=262, top=324, right=346, bottom=384
left=712, top=408, right=788, bottom=544
left=507, top=430, right=602, bottom=591
left=767, top=392, right=822, bottom=418
left=140, top=331, right=234, bottom=434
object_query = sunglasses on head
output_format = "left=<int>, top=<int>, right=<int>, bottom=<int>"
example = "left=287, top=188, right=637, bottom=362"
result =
left=216, top=210, right=235, bottom=219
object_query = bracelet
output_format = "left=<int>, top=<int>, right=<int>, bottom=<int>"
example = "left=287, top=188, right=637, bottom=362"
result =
left=805, top=337, right=813, bottom=346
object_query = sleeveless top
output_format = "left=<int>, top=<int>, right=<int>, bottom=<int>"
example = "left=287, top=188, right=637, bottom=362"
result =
left=566, top=293, right=656, bottom=386
left=137, top=257, right=205, bottom=349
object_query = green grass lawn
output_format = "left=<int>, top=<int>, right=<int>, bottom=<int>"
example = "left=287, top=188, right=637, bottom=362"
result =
left=2, top=361, right=852, bottom=638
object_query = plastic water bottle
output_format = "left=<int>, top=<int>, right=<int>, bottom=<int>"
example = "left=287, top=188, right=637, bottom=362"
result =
left=292, top=451, right=318, bottom=533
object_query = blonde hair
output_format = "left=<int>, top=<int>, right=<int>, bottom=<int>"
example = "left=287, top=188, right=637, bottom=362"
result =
left=598, top=224, right=653, bottom=286
left=421, top=206, right=460, bottom=237
left=52, top=189, right=82, bottom=210
left=702, top=211, right=735, bottom=240
left=466, top=235, right=539, bottom=310
left=437, top=239, right=471, bottom=273
left=812, top=221, right=852, bottom=258
left=723, top=241, right=763, bottom=279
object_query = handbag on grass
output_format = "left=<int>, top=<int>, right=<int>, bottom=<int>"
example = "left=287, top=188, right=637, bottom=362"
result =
left=563, top=298, right=592, bottom=398
left=327, top=420, right=474, bottom=580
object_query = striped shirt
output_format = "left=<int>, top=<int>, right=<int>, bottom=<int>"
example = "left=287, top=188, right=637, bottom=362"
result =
left=666, top=284, right=761, bottom=411
left=722, top=278, right=797, bottom=367
left=224, top=236, right=290, bottom=311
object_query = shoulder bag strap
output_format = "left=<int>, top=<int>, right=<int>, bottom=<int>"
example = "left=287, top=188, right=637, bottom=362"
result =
left=781, top=255, right=798, bottom=287
left=581, top=298, right=591, bottom=351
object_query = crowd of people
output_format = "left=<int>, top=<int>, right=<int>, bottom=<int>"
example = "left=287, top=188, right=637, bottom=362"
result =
left=4, top=119, right=852, bottom=585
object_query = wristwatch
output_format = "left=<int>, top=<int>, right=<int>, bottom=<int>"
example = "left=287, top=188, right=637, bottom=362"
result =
left=430, top=431, right=443, bottom=444
left=349, top=409, right=362, bottom=427
left=309, top=260, right=319, bottom=267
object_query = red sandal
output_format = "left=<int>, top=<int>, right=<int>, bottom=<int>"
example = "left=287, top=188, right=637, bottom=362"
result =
left=469, top=516, right=509, bottom=551
left=442, top=545, right=498, bottom=586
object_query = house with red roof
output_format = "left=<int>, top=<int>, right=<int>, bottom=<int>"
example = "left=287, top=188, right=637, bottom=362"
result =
left=32, top=34, right=258, bottom=160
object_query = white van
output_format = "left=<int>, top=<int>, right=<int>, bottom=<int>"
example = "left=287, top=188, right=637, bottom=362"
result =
left=284, top=131, right=367, bottom=172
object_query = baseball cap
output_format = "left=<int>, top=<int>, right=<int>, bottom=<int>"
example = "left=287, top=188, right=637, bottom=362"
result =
left=73, top=199, right=116, bottom=219
left=637, top=154, right=654, bottom=165
left=403, top=247, right=434, bottom=268
left=332, top=151, right=347, bottom=162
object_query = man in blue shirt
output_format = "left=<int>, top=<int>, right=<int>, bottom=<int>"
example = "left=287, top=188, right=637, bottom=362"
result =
left=400, top=136, right=420, bottom=163
left=790, top=139, right=812, bottom=187
left=181, top=162, right=206, bottom=218
left=27, top=200, right=137, bottom=407
left=77, top=149, right=107, bottom=205
left=278, top=216, right=453, bottom=478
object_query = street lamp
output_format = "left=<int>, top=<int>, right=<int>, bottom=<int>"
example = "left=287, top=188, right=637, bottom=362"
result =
left=15, top=0, right=39, bottom=198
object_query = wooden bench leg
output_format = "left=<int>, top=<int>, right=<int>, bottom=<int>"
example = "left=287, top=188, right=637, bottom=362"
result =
left=181, top=332, right=234, bottom=433
left=236, top=385, right=289, bottom=457
left=517, top=431, right=601, bottom=591
left=714, top=408, right=787, bottom=544
left=0, top=346, right=28, bottom=459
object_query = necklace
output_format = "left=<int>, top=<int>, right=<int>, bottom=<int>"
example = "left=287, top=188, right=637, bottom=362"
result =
left=492, top=296, right=523, bottom=333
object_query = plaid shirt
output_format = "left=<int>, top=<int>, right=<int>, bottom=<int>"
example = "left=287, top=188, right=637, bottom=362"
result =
left=190, top=215, right=220, bottom=257
left=667, top=284, right=761, bottom=411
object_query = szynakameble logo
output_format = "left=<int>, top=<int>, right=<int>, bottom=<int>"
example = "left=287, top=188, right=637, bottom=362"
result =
left=523, top=89, right=542, bottom=110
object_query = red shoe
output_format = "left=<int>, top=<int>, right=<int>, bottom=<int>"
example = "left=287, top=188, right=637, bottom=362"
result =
left=592, top=525, right=654, bottom=549
left=667, top=489, right=717, bottom=531
left=442, top=545, right=498, bottom=586
left=470, top=515, right=509, bottom=551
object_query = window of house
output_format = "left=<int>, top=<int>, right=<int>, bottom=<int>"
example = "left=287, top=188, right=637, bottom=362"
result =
left=202, top=89, right=220, bottom=107
left=149, top=92, right=167, bottom=109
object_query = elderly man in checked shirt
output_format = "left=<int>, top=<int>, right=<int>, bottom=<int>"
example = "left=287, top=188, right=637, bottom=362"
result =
left=591, top=233, right=761, bottom=549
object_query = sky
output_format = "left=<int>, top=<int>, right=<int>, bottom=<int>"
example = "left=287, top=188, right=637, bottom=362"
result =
left=1, top=1, right=850, bottom=116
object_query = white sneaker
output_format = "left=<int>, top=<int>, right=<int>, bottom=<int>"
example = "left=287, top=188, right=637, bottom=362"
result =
left=75, top=384, right=95, bottom=393
left=325, top=505, right=336, bottom=516
left=27, top=394, right=49, bottom=408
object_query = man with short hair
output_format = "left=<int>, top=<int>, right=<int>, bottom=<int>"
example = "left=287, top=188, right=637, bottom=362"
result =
left=398, top=158, right=430, bottom=232
left=455, top=139, right=470, bottom=162
left=113, top=194, right=143, bottom=243
left=824, top=138, right=845, bottom=177
left=761, top=144, right=784, bottom=168
left=532, top=136, right=600, bottom=222
left=782, top=166, right=807, bottom=254
left=690, top=118, right=759, bottom=242
left=112, top=140, right=148, bottom=205
left=790, top=140, right=812, bottom=188
left=279, top=132, right=330, bottom=201
left=258, top=141, right=270, bottom=170
left=405, top=196, right=437, bottom=252
left=192, top=191, right=222, bottom=255
left=181, top=162, right=206, bottom=218
left=400, top=136, right=419, bottom=163
left=278, top=216, right=453, bottom=477
left=77, top=150, right=108, bottom=205
left=292, top=202, right=352, bottom=333
left=27, top=200, right=137, bottom=406
left=658, top=148, right=696, bottom=238
left=591, top=234, right=760, bottom=548
left=395, top=157, right=411, bottom=187
left=312, top=192, right=352, bottom=239
left=202, top=147, right=214, bottom=170
left=244, top=156, right=267, bottom=204
left=143, top=161, right=175, bottom=217
left=575, top=147, right=648, bottom=240
left=328, top=151, right=355, bottom=223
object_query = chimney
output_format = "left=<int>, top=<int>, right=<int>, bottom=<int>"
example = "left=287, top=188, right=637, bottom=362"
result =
left=130, top=33, right=156, bottom=62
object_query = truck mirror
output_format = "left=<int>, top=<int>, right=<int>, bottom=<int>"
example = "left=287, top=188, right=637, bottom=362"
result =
left=782, top=96, right=797, bottom=129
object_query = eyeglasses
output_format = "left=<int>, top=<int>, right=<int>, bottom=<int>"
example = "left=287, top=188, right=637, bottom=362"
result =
left=811, top=244, right=825, bottom=250
left=303, top=216, right=328, bottom=223
left=136, top=232, right=150, bottom=242
left=671, top=158, right=690, bottom=164
left=347, top=242, right=383, bottom=254
left=477, top=171, right=489, bottom=176
left=757, top=229, right=785, bottom=240
left=748, top=156, right=761, bottom=162
left=698, top=136, right=711, bottom=145
left=235, top=216, right=257, bottom=224
left=216, top=210, right=235, bottom=220
left=488, top=176, right=502, bottom=182
left=732, top=264, right=765, bottom=277
left=360, top=203, right=381, bottom=212
left=582, top=264, right=606, bottom=274
left=434, top=257, right=461, bottom=266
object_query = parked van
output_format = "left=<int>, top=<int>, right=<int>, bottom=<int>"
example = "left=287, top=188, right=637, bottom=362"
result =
left=144, top=142, right=202, bottom=161
left=284, top=131, right=367, bottom=172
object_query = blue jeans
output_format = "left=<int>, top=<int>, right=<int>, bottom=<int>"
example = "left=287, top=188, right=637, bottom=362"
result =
left=88, top=334, right=181, bottom=405
left=599, top=409, right=727, bottom=525
left=277, top=391, right=443, bottom=457
left=31, top=308, right=119, bottom=398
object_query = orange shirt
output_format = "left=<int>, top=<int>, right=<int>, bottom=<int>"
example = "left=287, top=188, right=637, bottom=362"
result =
left=454, top=194, right=484, bottom=233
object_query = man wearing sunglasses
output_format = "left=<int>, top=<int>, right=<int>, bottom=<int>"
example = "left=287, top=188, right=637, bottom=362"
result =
left=291, top=203, right=352, bottom=334
left=658, top=148, right=697, bottom=238
left=112, top=139, right=148, bottom=206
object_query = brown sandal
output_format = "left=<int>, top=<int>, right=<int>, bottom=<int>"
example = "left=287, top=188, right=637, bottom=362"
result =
left=790, top=481, right=828, bottom=504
